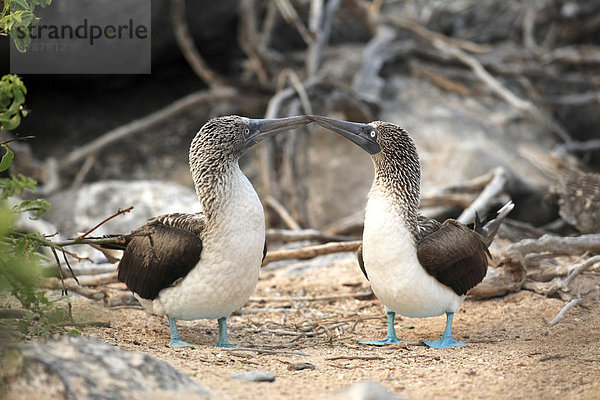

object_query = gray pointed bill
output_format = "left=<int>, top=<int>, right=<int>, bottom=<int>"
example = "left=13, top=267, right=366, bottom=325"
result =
left=310, top=115, right=381, bottom=155
left=242, top=116, right=312, bottom=151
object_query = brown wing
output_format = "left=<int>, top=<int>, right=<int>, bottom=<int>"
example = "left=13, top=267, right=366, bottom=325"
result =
left=356, top=242, right=368, bottom=280
left=117, top=216, right=203, bottom=300
left=417, top=219, right=490, bottom=296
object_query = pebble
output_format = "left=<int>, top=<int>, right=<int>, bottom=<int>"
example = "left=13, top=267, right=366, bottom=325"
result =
left=229, top=370, right=276, bottom=382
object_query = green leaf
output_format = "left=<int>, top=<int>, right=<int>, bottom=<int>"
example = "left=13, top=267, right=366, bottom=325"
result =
left=15, top=198, right=51, bottom=219
left=0, top=146, right=14, bottom=171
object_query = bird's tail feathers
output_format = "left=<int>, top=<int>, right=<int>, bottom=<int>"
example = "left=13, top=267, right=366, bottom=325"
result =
left=478, top=200, right=514, bottom=246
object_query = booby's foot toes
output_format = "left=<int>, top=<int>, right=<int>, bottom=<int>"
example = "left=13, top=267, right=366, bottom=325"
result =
left=358, top=337, right=404, bottom=346
left=216, top=343, right=235, bottom=348
left=423, top=338, right=466, bottom=348
left=168, top=339, right=199, bottom=348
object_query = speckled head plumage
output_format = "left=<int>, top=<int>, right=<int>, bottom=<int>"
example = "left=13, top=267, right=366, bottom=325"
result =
left=189, top=115, right=312, bottom=215
left=311, top=116, right=421, bottom=231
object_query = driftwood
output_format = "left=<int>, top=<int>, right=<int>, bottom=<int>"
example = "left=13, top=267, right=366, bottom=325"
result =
left=262, top=240, right=361, bottom=265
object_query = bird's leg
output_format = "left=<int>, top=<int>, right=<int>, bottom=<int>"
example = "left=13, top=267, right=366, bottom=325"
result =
left=359, top=310, right=404, bottom=345
left=424, top=312, right=466, bottom=348
left=167, top=316, right=198, bottom=348
left=216, top=317, right=234, bottom=348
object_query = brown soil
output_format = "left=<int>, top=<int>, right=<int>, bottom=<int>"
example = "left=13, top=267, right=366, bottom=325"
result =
left=76, top=256, right=600, bottom=400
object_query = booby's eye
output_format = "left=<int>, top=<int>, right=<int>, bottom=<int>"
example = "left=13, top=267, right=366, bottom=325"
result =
left=244, top=127, right=251, bottom=137
left=370, top=130, right=377, bottom=138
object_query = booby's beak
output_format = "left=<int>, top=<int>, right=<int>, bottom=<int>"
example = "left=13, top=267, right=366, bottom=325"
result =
left=242, top=116, right=311, bottom=151
left=310, top=115, right=381, bottom=155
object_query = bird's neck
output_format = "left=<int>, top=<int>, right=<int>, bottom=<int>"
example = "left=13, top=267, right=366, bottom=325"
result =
left=369, top=165, right=421, bottom=240
left=189, top=158, right=242, bottom=220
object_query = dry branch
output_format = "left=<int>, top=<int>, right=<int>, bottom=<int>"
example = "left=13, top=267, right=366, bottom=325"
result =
left=266, top=195, right=301, bottom=230
left=429, top=38, right=572, bottom=143
left=61, top=88, right=236, bottom=169
left=274, top=0, right=313, bottom=45
left=457, top=167, right=509, bottom=224
left=507, top=234, right=600, bottom=257
left=262, top=240, right=361, bottom=265
left=249, top=291, right=372, bottom=303
left=306, top=0, right=340, bottom=79
left=384, top=16, right=572, bottom=143
left=266, top=228, right=356, bottom=244
left=170, top=0, right=228, bottom=87
left=384, top=16, right=492, bottom=54
left=547, top=298, right=582, bottom=327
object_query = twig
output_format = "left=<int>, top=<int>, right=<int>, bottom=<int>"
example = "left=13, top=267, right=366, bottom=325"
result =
left=563, top=255, right=600, bottom=288
left=169, top=0, right=228, bottom=87
left=50, top=247, right=68, bottom=296
left=0, top=135, right=36, bottom=146
left=70, top=154, right=96, bottom=189
left=457, top=167, right=509, bottom=224
left=278, top=69, right=313, bottom=115
left=238, top=0, right=271, bottom=86
left=427, top=36, right=572, bottom=143
left=54, top=236, right=125, bottom=248
left=263, top=240, right=361, bottom=264
left=274, top=0, right=313, bottom=45
left=306, top=0, right=341, bottom=79
left=249, top=291, right=372, bottom=303
left=324, top=355, right=384, bottom=361
left=61, top=88, right=236, bottom=169
left=76, top=207, right=134, bottom=239
left=266, top=195, right=301, bottom=230
left=227, top=347, right=308, bottom=356
left=322, top=211, right=364, bottom=236
left=266, top=228, right=357, bottom=243
left=384, top=15, right=491, bottom=54
left=548, top=297, right=582, bottom=327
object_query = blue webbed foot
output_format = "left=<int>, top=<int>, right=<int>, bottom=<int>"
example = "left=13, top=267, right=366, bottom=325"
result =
left=167, top=315, right=198, bottom=348
left=168, top=338, right=199, bottom=348
left=423, top=337, right=466, bottom=348
left=359, top=311, right=404, bottom=346
left=424, top=312, right=466, bottom=348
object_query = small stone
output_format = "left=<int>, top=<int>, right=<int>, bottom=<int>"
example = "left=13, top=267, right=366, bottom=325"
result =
left=229, top=370, right=276, bottom=382
left=332, top=381, right=404, bottom=400
left=288, top=362, right=316, bottom=371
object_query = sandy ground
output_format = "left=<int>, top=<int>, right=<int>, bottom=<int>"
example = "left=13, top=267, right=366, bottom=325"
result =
left=74, top=255, right=600, bottom=400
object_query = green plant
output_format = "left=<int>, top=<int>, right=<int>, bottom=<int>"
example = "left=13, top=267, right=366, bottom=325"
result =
left=0, top=74, right=69, bottom=337
left=0, top=75, right=27, bottom=131
left=0, top=0, right=53, bottom=52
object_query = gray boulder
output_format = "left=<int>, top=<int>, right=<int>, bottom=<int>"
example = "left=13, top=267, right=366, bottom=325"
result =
left=46, top=180, right=201, bottom=238
left=2, top=334, right=212, bottom=399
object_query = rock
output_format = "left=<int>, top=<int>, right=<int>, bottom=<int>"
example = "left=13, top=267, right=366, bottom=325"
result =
left=2, top=334, right=212, bottom=399
left=229, top=370, right=276, bottom=382
left=45, top=180, right=202, bottom=237
left=331, top=381, right=404, bottom=400
left=287, top=362, right=316, bottom=371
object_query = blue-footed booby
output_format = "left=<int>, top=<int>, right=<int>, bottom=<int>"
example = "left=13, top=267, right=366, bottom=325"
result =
left=114, top=115, right=311, bottom=348
left=311, top=115, right=514, bottom=348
